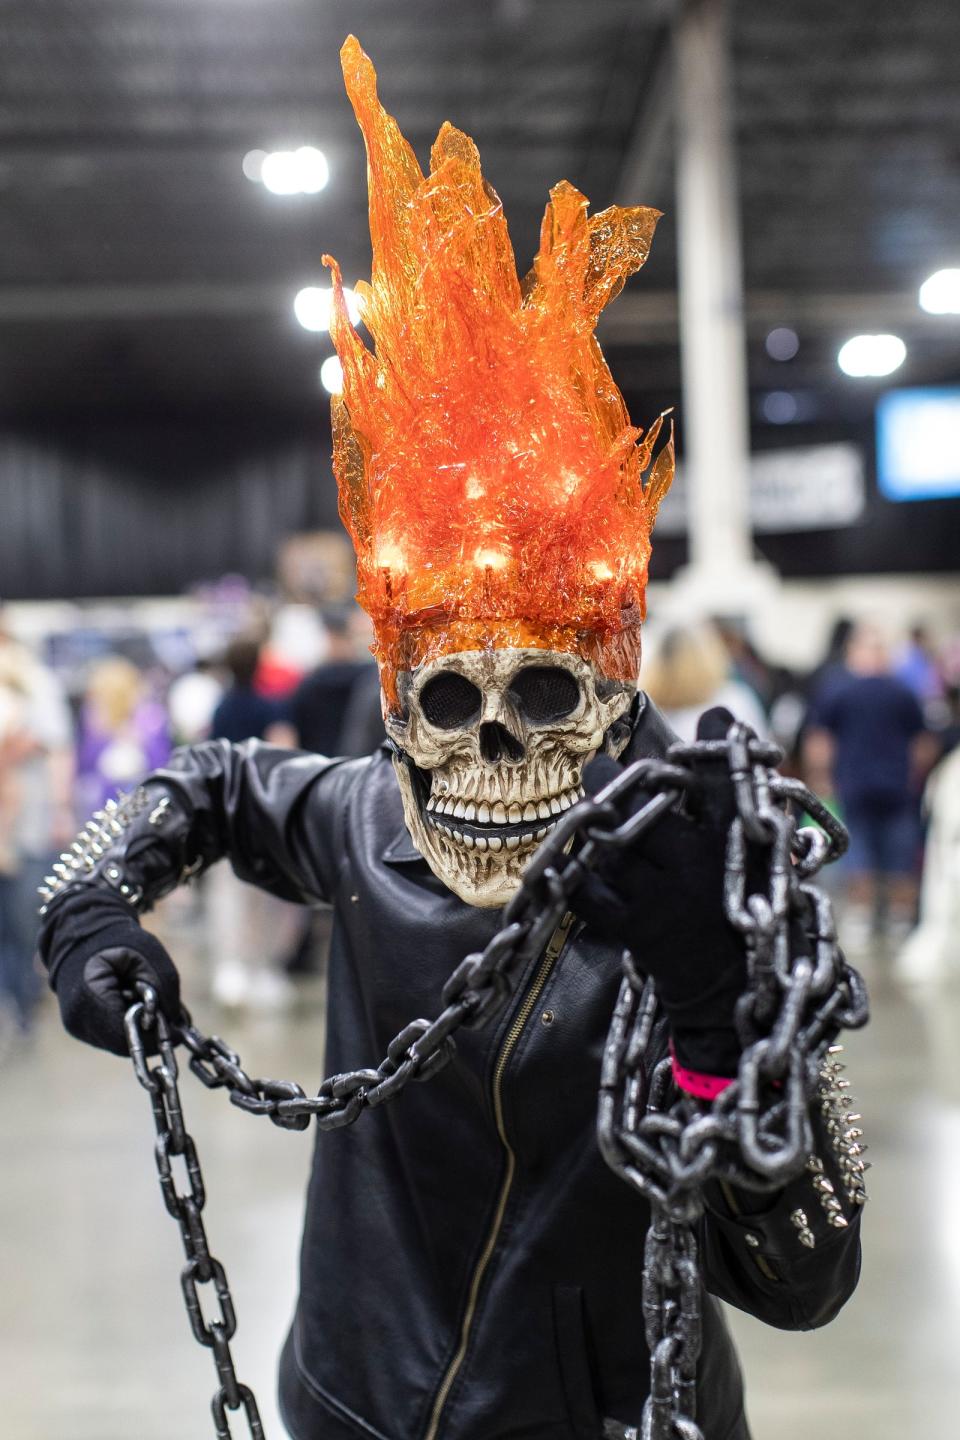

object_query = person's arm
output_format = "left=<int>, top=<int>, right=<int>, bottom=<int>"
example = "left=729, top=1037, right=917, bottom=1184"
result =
left=802, top=725, right=836, bottom=799
left=574, top=709, right=863, bottom=1328
left=696, top=1072, right=864, bottom=1330
left=37, top=740, right=360, bottom=1052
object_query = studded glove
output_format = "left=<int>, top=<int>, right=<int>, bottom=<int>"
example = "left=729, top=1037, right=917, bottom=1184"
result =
left=575, top=707, right=750, bottom=1077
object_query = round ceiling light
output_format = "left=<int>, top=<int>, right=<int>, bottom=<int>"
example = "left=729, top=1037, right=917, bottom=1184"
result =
left=764, top=327, right=800, bottom=361
left=837, top=334, right=906, bottom=379
left=919, top=268, right=960, bottom=315
left=761, top=390, right=799, bottom=424
left=320, top=356, right=344, bottom=395
left=247, top=146, right=330, bottom=195
left=294, top=285, right=361, bottom=332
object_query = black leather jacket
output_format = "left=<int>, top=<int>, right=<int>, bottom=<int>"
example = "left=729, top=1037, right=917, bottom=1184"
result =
left=39, top=699, right=861, bottom=1440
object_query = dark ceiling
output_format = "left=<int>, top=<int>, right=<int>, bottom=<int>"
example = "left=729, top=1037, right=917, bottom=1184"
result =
left=0, top=0, right=957, bottom=426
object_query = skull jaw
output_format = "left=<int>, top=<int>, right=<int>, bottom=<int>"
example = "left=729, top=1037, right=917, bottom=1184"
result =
left=392, top=752, right=542, bottom=907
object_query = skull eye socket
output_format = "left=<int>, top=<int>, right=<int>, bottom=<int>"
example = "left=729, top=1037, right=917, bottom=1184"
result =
left=509, top=665, right=581, bottom=724
left=420, top=671, right=483, bottom=729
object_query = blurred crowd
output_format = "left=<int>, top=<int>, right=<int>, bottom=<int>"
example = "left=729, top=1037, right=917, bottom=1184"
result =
left=643, top=614, right=960, bottom=975
left=0, top=600, right=383, bottom=1037
left=3, top=601, right=960, bottom=1040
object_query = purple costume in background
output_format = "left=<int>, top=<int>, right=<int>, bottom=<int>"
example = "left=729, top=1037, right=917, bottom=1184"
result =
left=75, top=701, right=171, bottom=815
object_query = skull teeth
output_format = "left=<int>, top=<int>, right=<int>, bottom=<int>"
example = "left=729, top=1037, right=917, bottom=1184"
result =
left=425, top=784, right=583, bottom=832
left=427, top=808, right=563, bottom=850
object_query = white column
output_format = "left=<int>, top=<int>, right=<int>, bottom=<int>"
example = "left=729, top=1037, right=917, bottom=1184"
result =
left=672, top=0, right=773, bottom=603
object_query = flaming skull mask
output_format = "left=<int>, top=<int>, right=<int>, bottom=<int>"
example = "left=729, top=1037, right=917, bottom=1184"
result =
left=326, top=36, right=673, bottom=906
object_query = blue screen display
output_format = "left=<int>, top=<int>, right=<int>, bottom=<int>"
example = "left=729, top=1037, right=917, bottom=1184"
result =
left=876, top=387, right=960, bottom=501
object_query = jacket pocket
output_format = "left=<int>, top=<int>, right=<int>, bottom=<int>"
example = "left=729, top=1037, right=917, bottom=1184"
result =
left=552, top=1284, right=602, bottom=1439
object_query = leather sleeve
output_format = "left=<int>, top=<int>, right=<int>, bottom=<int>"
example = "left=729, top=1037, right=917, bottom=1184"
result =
left=698, top=1053, right=866, bottom=1331
left=36, top=740, right=367, bottom=970
left=153, top=739, right=362, bottom=904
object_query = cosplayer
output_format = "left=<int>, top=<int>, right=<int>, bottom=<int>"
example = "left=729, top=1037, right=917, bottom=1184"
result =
left=37, top=38, right=865, bottom=1440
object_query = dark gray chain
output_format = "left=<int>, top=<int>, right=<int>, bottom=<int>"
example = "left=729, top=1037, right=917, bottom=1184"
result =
left=124, top=990, right=265, bottom=1440
left=597, top=728, right=867, bottom=1440
left=123, top=725, right=866, bottom=1440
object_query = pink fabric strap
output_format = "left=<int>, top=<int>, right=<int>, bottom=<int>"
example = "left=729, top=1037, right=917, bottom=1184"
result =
left=669, top=1043, right=735, bottom=1100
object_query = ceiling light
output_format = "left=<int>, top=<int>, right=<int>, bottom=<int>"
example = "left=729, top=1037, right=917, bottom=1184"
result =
left=294, top=285, right=360, bottom=332
left=837, top=334, right=906, bottom=379
left=919, top=268, right=960, bottom=315
left=765, top=327, right=799, bottom=361
left=256, top=146, right=330, bottom=196
left=761, top=391, right=799, bottom=424
left=320, top=356, right=344, bottom=395
left=242, top=149, right=266, bottom=183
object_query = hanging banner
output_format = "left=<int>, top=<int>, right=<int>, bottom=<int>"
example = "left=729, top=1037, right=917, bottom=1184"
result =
left=655, top=443, right=866, bottom=536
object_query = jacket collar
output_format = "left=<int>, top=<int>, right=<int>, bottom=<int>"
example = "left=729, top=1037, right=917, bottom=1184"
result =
left=381, top=825, right=425, bottom=866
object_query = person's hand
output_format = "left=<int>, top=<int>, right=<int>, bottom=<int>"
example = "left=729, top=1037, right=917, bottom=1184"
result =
left=575, top=707, right=748, bottom=1076
left=51, top=922, right=183, bottom=1057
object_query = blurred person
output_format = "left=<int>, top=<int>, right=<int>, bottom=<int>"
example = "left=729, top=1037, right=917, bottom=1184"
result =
left=805, top=622, right=935, bottom=943
left=338, top=661, right=388, bottom=757
left=0, top=629, right=74, bottom=1031
left=207, top=636, right=300, bottom=1008
left=805, top=616, right=854, bottom=710
left=166, top=656, right=223, bottom=745
left=211, top=636, right=295, bottom=747
left=936, top=683, right=960, bottom=757
left=642, top=620, right=769, bottom=744
left=711, top=616, right=774, bottom=712
left=286, top=609, right=380, bottom=977
left=75, top=656, right=171, bottom=816
left=255, top=602, right=323, bottom=699
left=895, top=622, right=944, bottom=708
left=291, top=606, right=374, bottom=756
left=897, top=744, right=960, bottom=983
left=337, top=605, right=388, bottom=757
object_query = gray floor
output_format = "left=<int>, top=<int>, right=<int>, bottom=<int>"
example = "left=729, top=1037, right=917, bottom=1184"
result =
left=2, top=924, right=958, bottom=1440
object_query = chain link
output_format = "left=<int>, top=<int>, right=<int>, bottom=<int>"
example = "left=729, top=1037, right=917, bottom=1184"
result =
left=122, top=724, right=866, bottom=1440
left=597, top=726, right=867, bottom=1440
left=124, top=987, right=265, bottom=1440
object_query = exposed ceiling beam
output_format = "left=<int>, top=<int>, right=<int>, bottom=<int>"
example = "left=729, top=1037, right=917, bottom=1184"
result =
left=601, top=288, right=955, bottom=343
left=0, top=281, right=944, bottom=340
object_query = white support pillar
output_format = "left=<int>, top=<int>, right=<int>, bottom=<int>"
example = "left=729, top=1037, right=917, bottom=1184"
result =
left=670, top=0, right=777, bottom=615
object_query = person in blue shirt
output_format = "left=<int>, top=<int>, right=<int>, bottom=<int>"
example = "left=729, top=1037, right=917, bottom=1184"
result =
left=211, top=637, right=291, bottom=745
left=806, top=622, right=932, bottom=942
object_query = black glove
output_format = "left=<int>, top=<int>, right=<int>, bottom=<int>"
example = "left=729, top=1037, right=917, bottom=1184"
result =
left=575, top=707, right=748, bottom=1076
left=44, top=891, right=183, bottom=1057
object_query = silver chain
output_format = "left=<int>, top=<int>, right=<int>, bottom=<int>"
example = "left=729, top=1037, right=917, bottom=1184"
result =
left=597, top=728, right=867, bottom=1439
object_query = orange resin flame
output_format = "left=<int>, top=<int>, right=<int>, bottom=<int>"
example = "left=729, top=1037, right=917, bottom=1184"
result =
left=327, top=35, right=674, bottom=709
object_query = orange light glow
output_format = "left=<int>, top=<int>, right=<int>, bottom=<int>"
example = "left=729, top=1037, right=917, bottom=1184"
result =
left=327, top=35, right=674, bottom=709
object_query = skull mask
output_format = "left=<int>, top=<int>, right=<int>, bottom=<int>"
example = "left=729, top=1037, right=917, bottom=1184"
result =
left=385, top=649, right=635, bottom=907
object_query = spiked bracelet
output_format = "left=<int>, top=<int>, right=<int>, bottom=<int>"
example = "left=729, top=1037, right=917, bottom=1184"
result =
left=808, top=1041, right=869, bottom=1213
left=786, top=1043, right=868, bottom=1251
left=38, top=786, right=193, bottom=917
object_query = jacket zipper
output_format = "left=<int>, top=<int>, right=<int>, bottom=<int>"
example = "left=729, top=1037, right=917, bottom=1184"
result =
left=423, top=911, right=576, bottom=1440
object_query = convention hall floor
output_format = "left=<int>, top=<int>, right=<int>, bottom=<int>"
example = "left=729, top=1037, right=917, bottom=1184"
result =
left=2, top=915, right=958, bottom=1440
